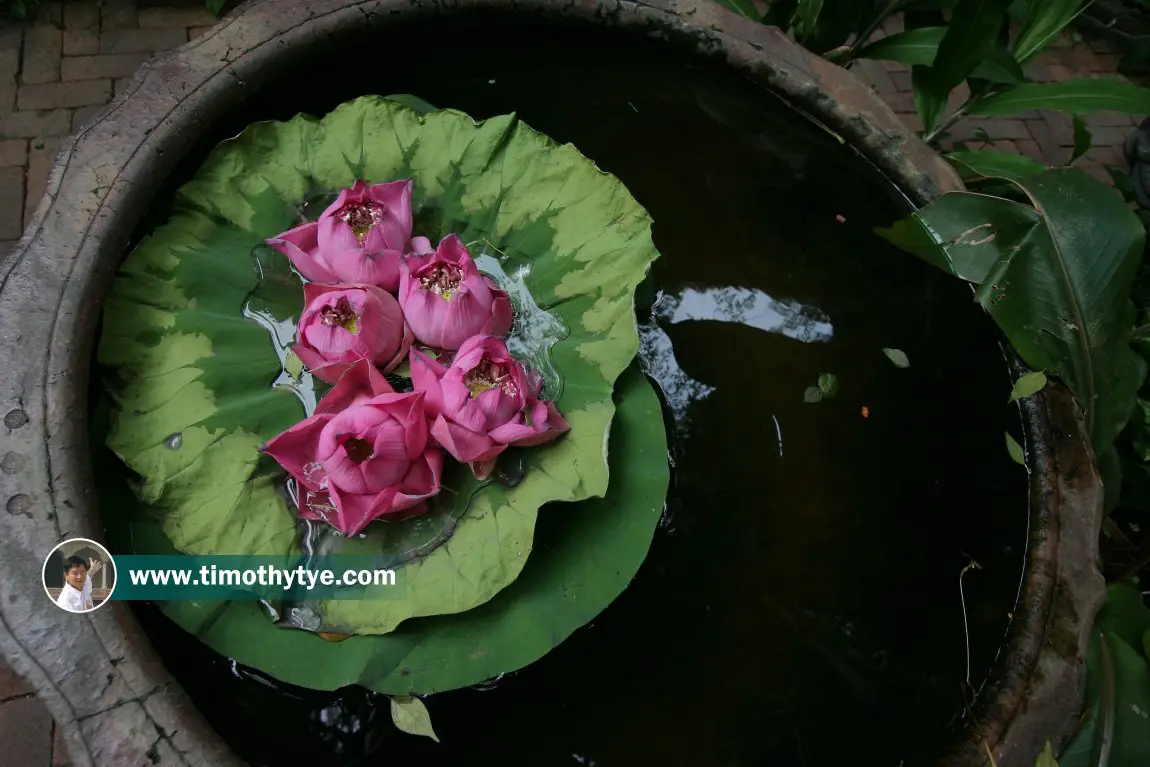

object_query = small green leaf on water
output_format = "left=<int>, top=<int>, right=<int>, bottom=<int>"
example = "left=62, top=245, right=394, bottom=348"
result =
left=818, top=372, right=840, bottom=398
left=803, top=386, right=823, bottom=403
left=882, top=348, right=910, bottom=368
left=1009, top=370, right=1047, bottom=402
left=1006, top=432, right=1025, bottom=465
left=284, top=349, right=303, bottom=381
left=390, top=696, right=439, bottom=742
left=1034, top=740, right=1059, bottom=767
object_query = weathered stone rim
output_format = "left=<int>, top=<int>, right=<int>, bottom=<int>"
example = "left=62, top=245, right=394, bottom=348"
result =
left=0, top=1, right=1102, bottom=765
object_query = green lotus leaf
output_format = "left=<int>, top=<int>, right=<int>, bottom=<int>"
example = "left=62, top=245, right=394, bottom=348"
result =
left=98, top=96, right=660, bottom=635
left=100, top=362, right=670, bottom=694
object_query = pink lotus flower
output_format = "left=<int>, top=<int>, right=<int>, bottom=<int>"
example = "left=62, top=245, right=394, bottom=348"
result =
left=398, top=235, right=513, bottom=350
left=262, top=359, right=444, bottom=536
left=319, top=179, right=414, bottom=291
left=265, top=179, right=414, bottom=290
left=265, top=219, right=339, bottom=283
left=293, top=282, right=412, bottom=384
left=410, top=335, right=569, bottom=478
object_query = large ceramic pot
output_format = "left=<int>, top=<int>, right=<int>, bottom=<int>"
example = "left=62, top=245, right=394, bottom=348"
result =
left=0, top=1, right=1103, bottom=765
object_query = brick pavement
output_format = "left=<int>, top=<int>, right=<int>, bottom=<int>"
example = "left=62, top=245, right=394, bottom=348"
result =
left=849, top=15, right=1144, bottom=185
left=0, top=0, right=218, bottom=259
left=0, top=4, right=1146, bottom=766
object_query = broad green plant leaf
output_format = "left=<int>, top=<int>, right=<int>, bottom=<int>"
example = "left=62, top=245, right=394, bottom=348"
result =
left=861, top=28, right=1025, bottom=83
left=1071, top=115, right=1092, bottom=163
left=1119, top=35, right=1150, bottom=75
left=796, top=0, right=824, bottom=38
left=1009, top=370, right=1047, bottom=401
left=912, top=65, right=950, bottom=136
left=968, top=78, right=1150, bottom=117
left=970, top=46, right=1027, bottom=86
left=98, top=96, right=660, bottom=637
left=390, top=696, right=439, bottom=742
left=930, top=0, right=1013, bottom=92
left=1012, top=0, right=1087, bottom=65
left=858, top=27, right=947, bottom=66
left=1058, top=583, right=1150, bottom=767
left=105, top=362, right=670, bottom=694
left=876, top=168, right=1146, bottom=456
left=946, top=149, right=1045, bottom=183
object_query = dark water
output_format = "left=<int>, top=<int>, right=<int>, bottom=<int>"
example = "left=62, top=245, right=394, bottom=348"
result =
left=98, top=15, right=1030, bottom=767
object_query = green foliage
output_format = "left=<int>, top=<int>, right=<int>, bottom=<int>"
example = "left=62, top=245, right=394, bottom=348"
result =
left=877, top=167, right=1147, bottom=464
left=722, top=0, right=1150, bottom=153
left=1057, top=583, right=1150, bottom=767
left=944, top=149, right=1045, bottom=182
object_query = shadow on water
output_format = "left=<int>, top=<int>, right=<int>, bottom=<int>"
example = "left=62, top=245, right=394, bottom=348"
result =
left=101, top=14, right=1029, bottom=767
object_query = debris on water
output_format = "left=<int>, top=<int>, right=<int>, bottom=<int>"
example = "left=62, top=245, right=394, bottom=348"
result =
left=471, top=673, right=507, bottom=691
left=817, top=372, right=840, bottom=398
left=163, top=432, right=182, bottom=450
left=882, top=348, right=910, bottom=368
left=496, top=453, right=526, bottom=487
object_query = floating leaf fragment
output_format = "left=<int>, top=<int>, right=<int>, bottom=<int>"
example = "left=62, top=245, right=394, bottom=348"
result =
left=1008, top=370, right=1047, bottom=402
left=390, top=696, right=439, bottom=742
left=284, top=349, right=304, bottom=381
left=882, top=348, right=911, bottom=368
left=803, top=386, right=823, bottom=403
left=1006, top=432, right=1025, bottom=465
left=817, top=372, right=840, bottom=398
left=1035, top=740, right=1059, bottom=767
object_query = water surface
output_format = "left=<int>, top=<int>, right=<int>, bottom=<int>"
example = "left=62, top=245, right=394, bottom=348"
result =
left=103, top=16, right=1029, bottom=767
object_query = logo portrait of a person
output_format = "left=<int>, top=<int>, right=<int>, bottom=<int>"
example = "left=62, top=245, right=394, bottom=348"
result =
left=55, top=555, right=103, bottom=612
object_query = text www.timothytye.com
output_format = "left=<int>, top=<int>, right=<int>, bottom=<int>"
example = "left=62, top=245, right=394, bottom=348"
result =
left=127, top=565, right=396, bottom=590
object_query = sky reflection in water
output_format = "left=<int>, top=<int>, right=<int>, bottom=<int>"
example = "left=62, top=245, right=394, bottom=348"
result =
left=639, top=286, right=833, bottom=435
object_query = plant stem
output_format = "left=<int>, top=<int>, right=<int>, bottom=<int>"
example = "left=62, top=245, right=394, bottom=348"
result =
left=922, top=105, right=971, bottom=147
left=841, top=0, right=904, bottom=63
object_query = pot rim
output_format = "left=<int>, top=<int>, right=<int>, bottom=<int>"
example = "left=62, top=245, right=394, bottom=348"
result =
left=0, top=1, right=1103, bottom=765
